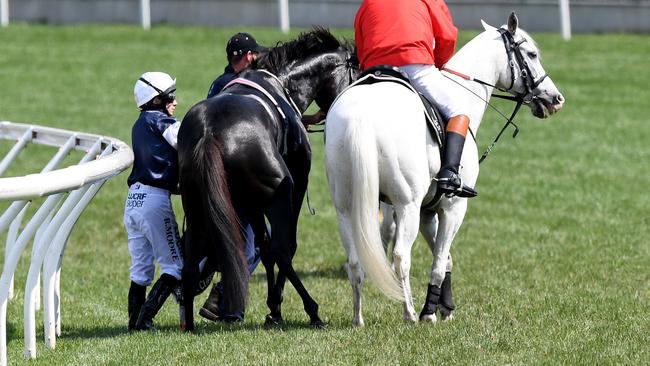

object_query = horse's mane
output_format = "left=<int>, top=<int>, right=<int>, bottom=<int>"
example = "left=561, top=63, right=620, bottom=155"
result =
left=254, top=27, right=355, bottom=74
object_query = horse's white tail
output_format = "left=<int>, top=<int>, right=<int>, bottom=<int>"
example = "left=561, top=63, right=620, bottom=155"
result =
left=346, top=120, right=403, bottom=301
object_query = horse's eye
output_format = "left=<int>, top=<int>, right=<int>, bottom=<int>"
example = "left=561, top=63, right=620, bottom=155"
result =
left=528, top=51, right=538, bottom=59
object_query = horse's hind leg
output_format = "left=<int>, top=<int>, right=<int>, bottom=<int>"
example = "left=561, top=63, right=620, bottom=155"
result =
left=338, top=212, right=365, bottom=327
left=265, top=177, right=323, bottom=327
left=380, top=202, right=396, bottom=259
left=418, top=210, right=437, bottom=322
left=180, top=229, right=201, bottom=331
left=392, top=202, right=421, bottom=323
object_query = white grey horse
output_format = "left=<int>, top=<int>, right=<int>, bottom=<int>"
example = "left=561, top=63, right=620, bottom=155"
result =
left=325, top=13, right=565, bottom=326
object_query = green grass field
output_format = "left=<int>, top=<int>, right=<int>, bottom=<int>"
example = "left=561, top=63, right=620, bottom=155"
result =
left=1, top=23, right=649, bottom=365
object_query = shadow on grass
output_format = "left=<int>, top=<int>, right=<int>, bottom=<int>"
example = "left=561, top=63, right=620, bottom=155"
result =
left=61, top=324, right=130, bottom=340
left=5, top=322, right=19, bottom=346
left=56, top=318, right=333, bottom=340
left=190, top=319, right=333, bottom=335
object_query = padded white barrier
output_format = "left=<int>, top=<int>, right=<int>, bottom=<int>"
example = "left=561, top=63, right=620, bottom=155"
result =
left=0, top=121, right=133, bottom=365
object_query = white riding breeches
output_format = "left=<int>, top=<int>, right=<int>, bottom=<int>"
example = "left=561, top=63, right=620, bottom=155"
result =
left=400, top=64, right=465, bottom=121
left=123, top=182, right=183, bottom=286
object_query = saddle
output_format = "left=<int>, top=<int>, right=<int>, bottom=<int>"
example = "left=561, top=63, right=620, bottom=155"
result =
left=353, top=65, right=446, bottom=152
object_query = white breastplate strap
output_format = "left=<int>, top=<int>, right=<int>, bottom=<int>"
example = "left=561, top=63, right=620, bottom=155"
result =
left=242, top=94, right=277, bottom=120
left=258, top=70, right=302, bottom=118
left=223, top=77, right=287, bottom=120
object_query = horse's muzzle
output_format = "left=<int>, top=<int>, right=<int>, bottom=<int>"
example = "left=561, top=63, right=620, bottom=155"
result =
left=531, top=92, right=565, bottom=118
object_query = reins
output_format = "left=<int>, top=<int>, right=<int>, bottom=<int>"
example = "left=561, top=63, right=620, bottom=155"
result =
left=441, top=68, right=523, bottom=164
left=442, top=27, right=547, bottom=164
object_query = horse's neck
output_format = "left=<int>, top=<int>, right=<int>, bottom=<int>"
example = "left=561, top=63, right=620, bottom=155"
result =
left=278, top=76, right=310, bottom=114
left=280, top=57, right=332, bottom=113
left=445, top=32, right=506, bottom=136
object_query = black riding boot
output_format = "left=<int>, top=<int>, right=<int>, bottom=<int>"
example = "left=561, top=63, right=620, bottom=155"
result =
left=135, top=273, right=178, bottom=331
left=437, top=117, right=478, bottom=198
left=199, top=284, right=222, bottom=322
left=128, top=281, right=146, bottom=331
left=200, top=283, right=243, bottom=322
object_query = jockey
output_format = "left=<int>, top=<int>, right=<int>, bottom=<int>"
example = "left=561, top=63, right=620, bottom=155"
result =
left=125, top=71, right=183, bottom=331
left=355, top=0, right=477, bottom=198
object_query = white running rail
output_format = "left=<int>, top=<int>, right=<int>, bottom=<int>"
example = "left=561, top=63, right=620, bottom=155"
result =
left=0, top=121, right=133, bottom=365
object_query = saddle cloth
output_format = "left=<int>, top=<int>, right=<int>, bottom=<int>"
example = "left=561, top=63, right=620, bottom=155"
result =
left=351, top=65, right=446, bottom=151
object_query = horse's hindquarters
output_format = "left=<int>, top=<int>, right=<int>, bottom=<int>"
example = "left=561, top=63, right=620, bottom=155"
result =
left=327, top=84, right=432, bottom=207
left=325, top=83, right=434, bottom=308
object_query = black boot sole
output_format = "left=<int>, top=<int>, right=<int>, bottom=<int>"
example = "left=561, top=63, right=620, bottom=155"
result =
left=199, top=307, right=221, bottom=322
left=438, top=185, right=477, bottom=198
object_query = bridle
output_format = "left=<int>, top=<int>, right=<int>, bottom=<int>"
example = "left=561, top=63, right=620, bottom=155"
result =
left=442, top=27, right=548, bottom=163
left=497, top=28, right=548, bottom=104
left=343, top=50, right=359, bottom=87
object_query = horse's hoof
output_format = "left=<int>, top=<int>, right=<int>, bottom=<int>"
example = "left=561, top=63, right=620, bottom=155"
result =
left=182, top=324, right=195, bottom=332
left=352, top=318, right=364, bottom=327
left=311, top=320, right=327, bottom=329
left=264, top=314, right=283, bottom=327
left=440, top=305, right=454, bottom=321
left=404, top=312, right=418, bottom=323
left=419, top=313, right=437, bottom=324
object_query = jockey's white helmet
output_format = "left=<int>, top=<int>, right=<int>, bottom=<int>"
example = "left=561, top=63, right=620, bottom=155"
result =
left=134, top=71, right=176, bottom=108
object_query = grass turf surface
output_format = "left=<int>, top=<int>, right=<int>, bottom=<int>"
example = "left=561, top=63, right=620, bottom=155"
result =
left=1, top=24, right=649, bottom=365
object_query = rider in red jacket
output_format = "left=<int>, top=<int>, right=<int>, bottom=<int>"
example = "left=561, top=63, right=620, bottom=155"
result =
left=355, top=0, right=477, bottom=198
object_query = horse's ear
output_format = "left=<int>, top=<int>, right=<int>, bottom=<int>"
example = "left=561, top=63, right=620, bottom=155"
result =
left=481, top=19, right=496, bottom=32
left=507, top=12, right=519, bottom=35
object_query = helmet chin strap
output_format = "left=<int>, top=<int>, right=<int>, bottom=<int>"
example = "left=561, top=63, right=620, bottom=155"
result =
left=140, top=96, right=172, bottom=115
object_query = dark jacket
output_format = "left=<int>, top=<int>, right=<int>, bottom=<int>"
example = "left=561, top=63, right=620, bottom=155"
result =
left=127, top=110, right=179, bottom=191
left=207, top=64, right=237, bottom=98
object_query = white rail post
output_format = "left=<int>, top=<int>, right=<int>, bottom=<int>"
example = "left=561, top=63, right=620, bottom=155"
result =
left=278, top=0, right=290, bottom=34
left=0, top=0, right=8, bottom=27
left=559, top=0, right=571, bottom=41
left=140, top=0, right=151, bottom=30
left=24, top=139, right=105, bottom=359
left=0, top=121, right=134, bottom=366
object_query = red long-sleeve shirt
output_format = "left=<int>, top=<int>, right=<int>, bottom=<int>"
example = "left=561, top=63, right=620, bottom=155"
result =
left=354, top=0, right=458, bottom=71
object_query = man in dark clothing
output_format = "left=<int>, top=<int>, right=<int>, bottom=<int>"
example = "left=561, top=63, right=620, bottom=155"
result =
left=207, top=32, right=268, bottom=98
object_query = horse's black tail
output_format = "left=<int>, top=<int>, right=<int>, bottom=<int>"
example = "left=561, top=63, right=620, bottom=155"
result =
left=180, top=133, right=248, bottom=314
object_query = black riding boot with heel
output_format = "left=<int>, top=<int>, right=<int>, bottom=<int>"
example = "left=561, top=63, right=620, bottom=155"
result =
left=199, top=284, right=223, bottom=322
left=200, top=283, right=243, bottom=322
left=128, top=281, right=146, bottom=331
left=135, top=273, right=178, bottom=331
left=437, top=115, right=478, bottom=198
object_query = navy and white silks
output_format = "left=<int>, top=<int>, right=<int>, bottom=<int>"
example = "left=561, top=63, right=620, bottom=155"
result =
left=124, top=110, right=183, bottom=286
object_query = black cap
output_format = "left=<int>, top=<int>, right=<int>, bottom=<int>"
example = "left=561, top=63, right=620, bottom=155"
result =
left=226, top=33, right=268, bottom=57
